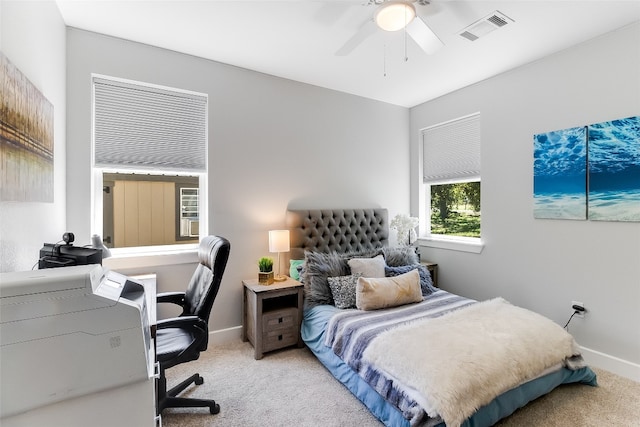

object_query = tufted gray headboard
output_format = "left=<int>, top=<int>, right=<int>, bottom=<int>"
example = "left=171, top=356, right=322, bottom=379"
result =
left=286, top=209, right=389, bottom=260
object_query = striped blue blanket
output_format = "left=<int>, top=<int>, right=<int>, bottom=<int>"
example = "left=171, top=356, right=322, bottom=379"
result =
left=324, top=290, right=475, bottom=425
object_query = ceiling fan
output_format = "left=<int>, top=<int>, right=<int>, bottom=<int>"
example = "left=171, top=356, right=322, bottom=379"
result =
left=336, top=0, right=444, bottom=56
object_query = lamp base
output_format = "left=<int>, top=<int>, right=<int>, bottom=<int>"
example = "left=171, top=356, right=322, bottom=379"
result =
left=273, top=275, right=287, bottom=282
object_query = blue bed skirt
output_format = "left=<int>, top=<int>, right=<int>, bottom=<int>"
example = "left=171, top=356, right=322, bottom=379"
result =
left=302, top=305, right=597, bottom=427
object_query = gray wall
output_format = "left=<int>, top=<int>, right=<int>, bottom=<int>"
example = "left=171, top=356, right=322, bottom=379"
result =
left=65, top=28, right=410, bottom=330
left=0, top=0, right=67, bottom=272
left=411, top=23, right=640, bottom=376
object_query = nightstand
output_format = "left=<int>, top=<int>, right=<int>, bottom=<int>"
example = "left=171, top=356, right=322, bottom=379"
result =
left=242, top=277, right=304, bottom=360
left=421, top=261, right=438, bottom=287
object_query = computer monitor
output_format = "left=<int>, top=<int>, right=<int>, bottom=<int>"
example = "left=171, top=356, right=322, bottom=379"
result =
left=38, top=243, right=103, bottom=269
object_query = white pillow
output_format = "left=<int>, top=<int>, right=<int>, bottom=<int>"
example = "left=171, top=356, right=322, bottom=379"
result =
left=348, top=254, right=385, bottom=278
left=356, top=269, right=422, bottom=311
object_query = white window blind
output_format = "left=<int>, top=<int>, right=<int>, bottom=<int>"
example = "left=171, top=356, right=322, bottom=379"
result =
left=93, top=76, right=207, bottom=172
left=422, top=113, right=480, bottom=183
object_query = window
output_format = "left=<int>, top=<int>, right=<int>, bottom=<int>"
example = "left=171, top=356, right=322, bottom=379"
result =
left=92, top=75, right=208, bottom=251
left=430, top=182, right=480, bottom=238
left=421, top=113, right=481, bottom=245
left=102, top=173, right=200, bottom=248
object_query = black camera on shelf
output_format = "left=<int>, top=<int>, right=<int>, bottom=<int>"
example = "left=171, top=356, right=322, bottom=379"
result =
left=38, top=232, right=102, bottom=269
left=62, top=232, right=75, bottom=245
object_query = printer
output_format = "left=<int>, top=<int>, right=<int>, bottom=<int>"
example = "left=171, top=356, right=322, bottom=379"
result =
left=0, top=265, right=155, bottom=418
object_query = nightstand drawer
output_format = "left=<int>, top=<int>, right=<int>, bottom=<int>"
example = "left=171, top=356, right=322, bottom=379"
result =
left=262, top=328, right=298, bottom=352
left=262, top=308, right=298, bottom=333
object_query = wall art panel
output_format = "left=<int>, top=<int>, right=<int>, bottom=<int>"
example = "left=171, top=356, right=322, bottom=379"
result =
left=587, top=116, right=640, bottom=222
left=1, top=52, right=54, bottom=202
left=533, top=126, right=587, bottom=220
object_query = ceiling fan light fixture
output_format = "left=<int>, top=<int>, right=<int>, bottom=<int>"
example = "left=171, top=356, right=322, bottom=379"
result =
left=375, top=1, right=416, bottom=32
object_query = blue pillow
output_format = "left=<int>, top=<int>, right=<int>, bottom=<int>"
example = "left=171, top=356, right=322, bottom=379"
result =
left=385, top=264, right=437, bottom=296
left=290, top=259, right=304, bottom=281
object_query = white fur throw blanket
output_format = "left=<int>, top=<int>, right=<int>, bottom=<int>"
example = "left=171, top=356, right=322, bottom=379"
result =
left=362, top=298, right=582, bottom=427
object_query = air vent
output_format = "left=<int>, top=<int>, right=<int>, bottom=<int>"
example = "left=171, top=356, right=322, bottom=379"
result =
left=459, top=11, right=513, bottom=41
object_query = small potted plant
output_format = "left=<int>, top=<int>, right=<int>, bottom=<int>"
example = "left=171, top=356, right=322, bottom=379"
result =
left=258, top=256, right=274, bottom=285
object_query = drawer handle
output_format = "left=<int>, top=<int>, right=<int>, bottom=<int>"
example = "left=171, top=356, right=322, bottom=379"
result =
left=278, top=335, right=283, bottom=341
left=278, top=317, right=283, bottom=323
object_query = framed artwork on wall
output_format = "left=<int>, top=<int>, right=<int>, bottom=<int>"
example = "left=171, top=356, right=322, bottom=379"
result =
left=0, top=52, right=54, bottom=202
left=588, top=116, right=640, bottom=222
left=533, top=126, right=587, bottom=220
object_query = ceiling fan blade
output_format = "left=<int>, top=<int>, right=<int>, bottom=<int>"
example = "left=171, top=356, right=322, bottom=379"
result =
left=335, top=19, right=377, bottom=56
left=406, top=16, right=443, bottom=55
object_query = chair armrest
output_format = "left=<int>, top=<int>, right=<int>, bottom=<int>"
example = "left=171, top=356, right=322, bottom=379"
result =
left=157, top=291, right=186, bottom=307
left=156, top=316, right=207, bottom=331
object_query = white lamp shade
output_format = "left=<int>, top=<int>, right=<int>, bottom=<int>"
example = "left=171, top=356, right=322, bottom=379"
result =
left=375, top=1, right=416, bottom=32
left=268, top=230, right=290, bottom=253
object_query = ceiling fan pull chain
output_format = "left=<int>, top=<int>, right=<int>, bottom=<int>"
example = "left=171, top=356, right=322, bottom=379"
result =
left=383, top=43, right=387, bottom=77
left=404, top=8, right=409, bottom=62
left=404, top=28, right=409, bottom=62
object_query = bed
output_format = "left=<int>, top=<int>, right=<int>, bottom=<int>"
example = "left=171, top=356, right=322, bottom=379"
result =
left=286, top=208, right=597, bottom=427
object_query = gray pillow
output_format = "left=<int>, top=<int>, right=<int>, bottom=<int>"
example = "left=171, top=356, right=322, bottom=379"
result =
left=385, top=264, right=437, bottom=296
left=303, top=251, right=350, bottom=307
left=381, top=246, right=420, bottom=267
left=327, top=273, right=362, bottom=309
left=296, top=263, right=305, bottom=283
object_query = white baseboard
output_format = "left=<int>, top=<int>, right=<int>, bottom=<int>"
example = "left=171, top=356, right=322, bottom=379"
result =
left=209, top=325, right=243, bottom=346
left=580, top=345, right=640, bottom=382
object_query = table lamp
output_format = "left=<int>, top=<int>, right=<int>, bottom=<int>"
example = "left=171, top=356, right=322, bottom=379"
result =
left=268, top=229, right=290, bottom=282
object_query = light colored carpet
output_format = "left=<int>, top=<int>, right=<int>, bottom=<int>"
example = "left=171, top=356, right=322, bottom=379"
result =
left=161, top=340, right=640, bottom=427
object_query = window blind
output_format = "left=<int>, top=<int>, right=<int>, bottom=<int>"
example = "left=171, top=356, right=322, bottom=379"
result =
left=93, top=76, right=207, bottom=172
left=422, top=113, right=480, bottom=183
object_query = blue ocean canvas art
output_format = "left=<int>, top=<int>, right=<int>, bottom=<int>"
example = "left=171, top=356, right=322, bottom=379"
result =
left=588, top=116, right=640, bottom=222
left=533, top=126, right=587, bottom=220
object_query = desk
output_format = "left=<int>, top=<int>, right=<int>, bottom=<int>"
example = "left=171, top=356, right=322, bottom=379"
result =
left=0, top=269, right=158, bottom=427
left=1, top=381, right=156, bottom=427
left=132, top=273, right=158, bottom=338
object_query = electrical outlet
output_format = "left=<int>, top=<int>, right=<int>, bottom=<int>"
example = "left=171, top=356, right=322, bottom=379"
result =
left=571, top=301, right=585, bottom=318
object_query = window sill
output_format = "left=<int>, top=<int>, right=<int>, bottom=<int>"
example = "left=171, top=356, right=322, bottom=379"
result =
left=103, top=245, right=199, bottom=270
left=417, top=236, right=484, bottom=254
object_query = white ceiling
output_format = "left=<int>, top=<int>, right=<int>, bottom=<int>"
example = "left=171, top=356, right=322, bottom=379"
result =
left=55, top=0, right=640, bottom=108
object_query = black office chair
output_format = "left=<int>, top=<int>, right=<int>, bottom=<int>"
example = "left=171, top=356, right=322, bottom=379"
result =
left=155, top=235, right=230, bottom=415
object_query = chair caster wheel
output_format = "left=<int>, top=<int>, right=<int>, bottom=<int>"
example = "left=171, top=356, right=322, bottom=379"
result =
left=195, top=375, right=204, bottom=385
left=210, top=403, right=220, bottom=414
